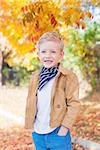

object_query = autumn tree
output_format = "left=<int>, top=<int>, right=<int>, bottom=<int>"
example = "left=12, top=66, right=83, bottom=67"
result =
left=0, top=0, right=96, bottom=54
left=0, top=0, right=99, bottom=85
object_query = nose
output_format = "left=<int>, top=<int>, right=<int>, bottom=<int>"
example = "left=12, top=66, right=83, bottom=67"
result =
left=46, top=51, right=51, bottom=57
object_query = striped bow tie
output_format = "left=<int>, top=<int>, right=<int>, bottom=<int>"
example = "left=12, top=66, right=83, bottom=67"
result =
left=38, top=64, right=59, bottom=91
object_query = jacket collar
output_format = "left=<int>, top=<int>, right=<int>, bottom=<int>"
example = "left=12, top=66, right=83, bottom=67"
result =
left=58, top=64, right=69, bottom=75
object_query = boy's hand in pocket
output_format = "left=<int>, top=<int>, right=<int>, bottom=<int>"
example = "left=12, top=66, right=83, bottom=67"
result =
left=57, top=126, right=69, bottom=136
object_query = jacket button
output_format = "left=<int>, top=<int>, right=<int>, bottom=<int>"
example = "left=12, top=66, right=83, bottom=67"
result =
left=56, top=104, right=60, bottom=108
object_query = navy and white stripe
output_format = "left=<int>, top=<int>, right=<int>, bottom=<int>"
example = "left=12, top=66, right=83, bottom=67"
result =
left=38, top=64, right=59, bottom=91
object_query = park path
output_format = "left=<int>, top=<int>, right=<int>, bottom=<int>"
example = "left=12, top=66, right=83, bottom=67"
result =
left=0, top=86, right=27, bottom=128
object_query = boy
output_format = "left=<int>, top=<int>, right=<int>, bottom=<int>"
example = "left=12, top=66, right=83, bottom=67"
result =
left=25, top=32, right=80, bottom=150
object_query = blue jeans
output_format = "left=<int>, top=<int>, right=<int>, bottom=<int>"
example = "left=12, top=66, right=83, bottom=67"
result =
left=32, top=126, right=72, bottom=150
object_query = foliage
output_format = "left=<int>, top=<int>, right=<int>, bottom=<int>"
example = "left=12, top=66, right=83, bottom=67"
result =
left=2, top=65, right=32, bottom=86
left=20, top=0, right=94, bottom=49
left=63, top=22, right=100, bottom=86
left=5, top=51, right=39, bottom=71
left=0, top=0, right=33, bottom=55
left=0, top=0, right=94, bottom=55
left=79, top=22, right=100, bottom=86
left=14, top=67, right=32, bottom=86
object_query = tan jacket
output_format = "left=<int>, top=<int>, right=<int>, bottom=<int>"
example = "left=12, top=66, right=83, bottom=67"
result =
left=25, top=64, right=81, bottom=131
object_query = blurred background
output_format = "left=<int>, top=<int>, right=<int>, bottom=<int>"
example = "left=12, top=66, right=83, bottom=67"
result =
left=0, top=0, right=100, bottom=149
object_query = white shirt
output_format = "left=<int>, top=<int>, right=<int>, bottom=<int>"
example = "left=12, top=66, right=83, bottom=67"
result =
left=34, top=76, right=57, bottom=134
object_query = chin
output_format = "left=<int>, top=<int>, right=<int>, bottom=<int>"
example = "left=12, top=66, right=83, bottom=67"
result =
left=44, top=65, right=52, bottom=68
left=43, top=64, right=53, bottom=68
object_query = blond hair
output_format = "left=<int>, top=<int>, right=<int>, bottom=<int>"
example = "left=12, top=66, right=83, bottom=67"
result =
left=37, top=32, right=64, bottom=50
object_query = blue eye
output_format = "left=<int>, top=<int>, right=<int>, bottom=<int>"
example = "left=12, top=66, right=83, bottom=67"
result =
left=41, top=50, right=46, bottom=53
left=51, top=50, right=56, bottom=53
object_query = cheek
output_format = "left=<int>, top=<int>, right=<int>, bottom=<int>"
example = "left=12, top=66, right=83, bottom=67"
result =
left=56, top=54, right=62, bottom=59
left=53, top=56, right=60, bottom=62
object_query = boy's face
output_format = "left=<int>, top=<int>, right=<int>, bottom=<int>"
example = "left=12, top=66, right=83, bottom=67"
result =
left=38, top=41, right=64, bottom=68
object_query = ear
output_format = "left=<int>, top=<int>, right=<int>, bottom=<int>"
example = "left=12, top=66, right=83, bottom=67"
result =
left=61, top=50, right=64, bottom=59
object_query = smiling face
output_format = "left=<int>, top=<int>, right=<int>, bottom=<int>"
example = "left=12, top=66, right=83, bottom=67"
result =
left=38, top=41, right=64, bottom=68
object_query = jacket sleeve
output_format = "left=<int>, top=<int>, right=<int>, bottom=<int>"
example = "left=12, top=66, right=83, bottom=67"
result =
left=25, top=72, right=35, bottom=130
left=61, top=72, right=81, bottom=129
